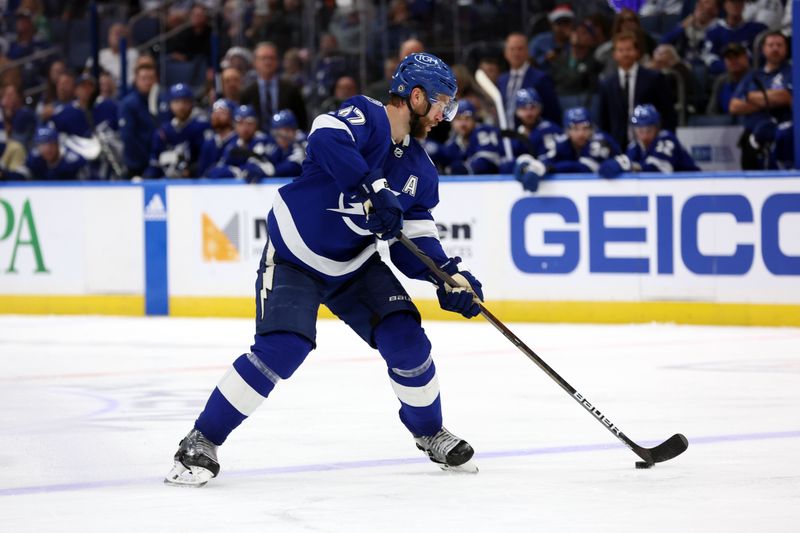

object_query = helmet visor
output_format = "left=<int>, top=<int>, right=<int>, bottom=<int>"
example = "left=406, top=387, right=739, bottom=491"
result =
left=430, top=95, right=458, bottom=122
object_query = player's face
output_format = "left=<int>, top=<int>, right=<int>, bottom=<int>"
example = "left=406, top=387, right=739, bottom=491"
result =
left=567, top=123, right=593, bottom=149
left=236, top=119, right=257, bottom=142
left=170, top=99, right=193, bottom=122
left=272, top=127, right=295, bottom=148
left=211, top=109, right=232, bottom=130
left=452, top=114, right=475, bottom=136
left=39, top=141, right=59, bottom=164
left=410, top=90, right=450, bottom=138
left=634, top=125, right=658, bottom=148
left=516, top=104, right=541, bottom=127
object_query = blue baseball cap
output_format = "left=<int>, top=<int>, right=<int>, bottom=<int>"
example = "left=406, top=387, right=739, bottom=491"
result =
left=34, top=125, right=58, bottom=145
left=630, top=104, right=660, bottom=127
left=234, top=104, right=257, bottom=122
left=515, top=88, right=542, bottom=109
left=168, top=83, right=193, bottom=102
left=564, top=107, right=592, bottom=128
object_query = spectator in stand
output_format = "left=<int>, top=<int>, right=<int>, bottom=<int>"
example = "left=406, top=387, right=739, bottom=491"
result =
left=477, top=56, right=503, bottom=86
left=119, top=62, right=160, bottom=178
left=706, top=42, right=751, bottom=115
left=598, top=31, right=675, bottom=149
left=599, top=104, right=699, bottom=178
left=221, top=47, right=255, bottom=86
left=514, top=106, right=621, bottom=193
left=440, top=100, right=504, bottom=175
left=599, top=8, right=657, bottom=76
left=37, top=59, right=67, bottom=116
left=310, top=33, right=351, bottom=112
left=144, top=83, right=210, bottom=179
left=701, top=0, right=767, bottom=75
left=265, top=109, right=306, bottom=177
left=7, top=9, right=49, bottom=90
left=497, top=32, right=562, bottom=126
left=197, top=98, right=237, bottom=176
left=24, top=125, right=89, bottom=180
left=251, top=0, right=303, bottom=53
left=319, top=75, right=358, bottom=114
left=661, top=0, right=719, bottom=66
left=44, top=72, right=94, bottom=138
left=220, top=67, right=243, bottom=104
left=93, top=71, right=119, bottom=130
left=529, top=4, right=575, bottom=71
left=282, top=48, right=308, bottom=95
left=0, top=129, right=28, bottom=180
left=729, top=31, right=793, bottom=169
left=451, top=64, right=495, bottom=125
left=398, top=37, right=425, bottom=60
left=167, top=3, right=213, bottom=64
left=328, top=4, right=361, bottom=55
left=1, top=84, right=36, bottom=149
left=743, top=0, right=784, bottom=31
left=365, top=56, right=399, bottom=103
left=73, top=73, right=96, bottom=127
left=647, top=43, right=698, bottom=117
left=241, top=42, right=308, bottom=132
left=550, top=19, right=603, bottom=101
left=86, top=23, right=138, bottom=89
left=369, top=0, right=418, bottom=71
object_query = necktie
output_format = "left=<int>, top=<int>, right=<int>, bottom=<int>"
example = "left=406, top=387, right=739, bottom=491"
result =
left=623, top=72, right=632, bottom=141
left=261, top=80, right=273, bottom=124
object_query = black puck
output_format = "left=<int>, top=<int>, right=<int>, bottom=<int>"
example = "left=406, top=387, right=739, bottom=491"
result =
left=635, top=461, right=654, bottom=469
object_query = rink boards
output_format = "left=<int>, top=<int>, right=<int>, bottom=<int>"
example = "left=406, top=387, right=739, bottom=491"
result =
left=1, top=174, right=799, bottom=325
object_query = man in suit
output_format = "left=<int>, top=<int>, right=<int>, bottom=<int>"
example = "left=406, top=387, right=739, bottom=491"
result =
left=240, top=42, right=308, bottom=132
left=598, top=31, right=675, bottom=149
left=496, top=33, right=562, bottom=126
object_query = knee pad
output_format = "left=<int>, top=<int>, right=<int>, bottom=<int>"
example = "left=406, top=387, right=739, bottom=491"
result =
left=374, top=312, right=432, bottom=377
left=250, top=331, right=313, bottom=380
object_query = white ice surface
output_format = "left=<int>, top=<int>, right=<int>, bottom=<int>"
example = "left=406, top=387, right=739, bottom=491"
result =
left=0, top=316, right=798, bottom=532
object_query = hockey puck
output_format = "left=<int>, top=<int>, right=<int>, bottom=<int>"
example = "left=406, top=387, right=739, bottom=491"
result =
left=635, top=461, right=654, bottom=469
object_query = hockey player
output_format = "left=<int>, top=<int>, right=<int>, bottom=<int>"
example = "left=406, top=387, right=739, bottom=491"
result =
left=514, top=106, right=620, bottom=192
left=440, top=100, right=504, bottom=174
left=265, top=109, right=306, bottom=177
left=24, top=126, right=89, bottom=180
left=197, top=98, right=237, bottom=176
left=165, top=52, right=483, bottom=487
left=207, top=105, right=276, bottom=182
left=143, top=83, right=210, bottom=179
left=510, top=88, right=562, bottom=159
left=599, top=104, right=700, bottom=178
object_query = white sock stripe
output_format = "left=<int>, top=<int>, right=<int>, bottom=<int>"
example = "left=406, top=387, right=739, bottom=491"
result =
left=390, top=373, right=440, bottom=408
left=217, top=367, right=267, bottom=416
left=246, top=352, right=281, bottom=385
left=392, top=355, right=433, bottom=379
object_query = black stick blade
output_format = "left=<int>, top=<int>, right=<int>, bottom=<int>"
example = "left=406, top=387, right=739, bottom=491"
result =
left=647, top=433, right=689, bottom=463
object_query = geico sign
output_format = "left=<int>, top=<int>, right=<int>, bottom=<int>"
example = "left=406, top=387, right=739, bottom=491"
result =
left=510, top=194, right=800, bottom=276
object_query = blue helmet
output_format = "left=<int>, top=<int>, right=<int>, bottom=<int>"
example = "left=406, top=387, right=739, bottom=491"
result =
left=515, top=88, right=542, bottom=109
left=630, top=104, right=660, bottom=127
left=211, top=98, right=236, bottom=114
left=455, top=100, right=476, bottom=117
left=34, top=125, right=58, bottom=145
left=390, top=52, right=458, bottom=121
left=564, top=107, right=592, bottom=128
left=271, top=109, right=297, bottom=129
left=169, top=83, right=193, bottom=102
left=234, top=105, right=257, bottom=122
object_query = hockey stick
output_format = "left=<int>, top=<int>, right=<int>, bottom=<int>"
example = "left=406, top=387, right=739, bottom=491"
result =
left=397, top=232, right=688, bottom=468
left=474, top=68, right=514, bottom=162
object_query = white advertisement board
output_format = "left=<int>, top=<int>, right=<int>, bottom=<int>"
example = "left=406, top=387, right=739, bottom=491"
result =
left=165, top=178, right=800, bottom=305
left=0, top=186, right=144, bottom=295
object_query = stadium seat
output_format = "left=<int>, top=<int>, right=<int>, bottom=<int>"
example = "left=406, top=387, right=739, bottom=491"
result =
left=131, top=15, right=160, bottom=46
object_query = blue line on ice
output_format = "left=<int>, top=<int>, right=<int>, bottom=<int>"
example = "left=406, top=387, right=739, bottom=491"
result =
left=2, top=430, right=798, bottom=497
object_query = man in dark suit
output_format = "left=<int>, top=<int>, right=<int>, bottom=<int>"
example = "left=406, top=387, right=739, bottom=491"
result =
left=240, top=42, right=308, bottom=132
left=496, top=33, right=562, bottom=126
left=598, top=31, right=675, bottom=149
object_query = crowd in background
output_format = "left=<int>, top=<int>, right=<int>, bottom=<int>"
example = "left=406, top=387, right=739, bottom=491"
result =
left=0, top=0, right=794, bottom=182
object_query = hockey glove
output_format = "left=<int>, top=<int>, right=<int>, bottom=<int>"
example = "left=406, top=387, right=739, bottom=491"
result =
left=513, top=154, right=547, bottom=192
left=361, top=172, right=403, bottom=240
left=430, top=257, right=484, bottom=319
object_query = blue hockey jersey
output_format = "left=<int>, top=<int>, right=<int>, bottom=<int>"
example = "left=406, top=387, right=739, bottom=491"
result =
left=266, top=95, right=449, bottom=283
left=197, top=130, right=237, bottom=176
left=626, top=130, right=700, bottom=173
left=263, top=135, right=307, bottom=177
left=49, top=102, right=92, bottom=137
left=541, top=130, right=621, bottom=173
left=25, top=147, right=88, bottom=180
left=144, top=112, right=210, bottom=178
left=441, top=124, right=504, bottom=174
left=208, top=131, right=277, bottom=182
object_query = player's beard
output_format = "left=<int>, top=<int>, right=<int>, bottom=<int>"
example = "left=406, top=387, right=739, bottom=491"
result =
left=411, top=114, right=434, bottom=139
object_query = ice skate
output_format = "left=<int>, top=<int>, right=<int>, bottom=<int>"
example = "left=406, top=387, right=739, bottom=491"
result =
left=164, top=428, right=220, bottom=487
left=414, top=427, right=478, bottom=474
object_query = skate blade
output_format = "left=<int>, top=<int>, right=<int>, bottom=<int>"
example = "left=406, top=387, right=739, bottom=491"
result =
left=438, top=459, right=479, bottom=474
left=163, top=461, right=215, bottom=487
